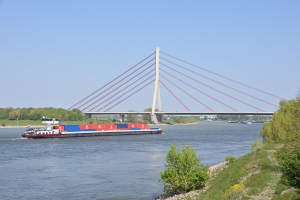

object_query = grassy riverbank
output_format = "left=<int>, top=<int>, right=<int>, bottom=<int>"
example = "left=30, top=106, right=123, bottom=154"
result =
left=160, top=143, right=300, bottom=200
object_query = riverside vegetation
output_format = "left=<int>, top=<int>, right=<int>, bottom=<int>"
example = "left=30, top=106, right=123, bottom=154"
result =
left=159, top=144, right=210, bottom=195
left=0, top=107, right=198, bottom=127
left=158, top=91, right=300, bottom=200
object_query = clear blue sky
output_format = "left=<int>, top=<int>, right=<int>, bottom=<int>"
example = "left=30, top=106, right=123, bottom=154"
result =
left=1, top=0, right=299, bottom=112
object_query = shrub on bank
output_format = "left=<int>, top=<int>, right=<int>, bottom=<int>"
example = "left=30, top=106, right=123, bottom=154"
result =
left=159, top=143, right=209, bottom=193
left=221, top=184, right=246, bottom=200
left=276, top=132, right=300, bottom=189
left=251, top=138, right=264, bottom=151
left=225, top=155, right=236, bottom=164
left=260, top=91, right=300, bottom=143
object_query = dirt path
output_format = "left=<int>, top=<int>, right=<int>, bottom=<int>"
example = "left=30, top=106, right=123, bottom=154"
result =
left=247, top=145, right=283, bottom=200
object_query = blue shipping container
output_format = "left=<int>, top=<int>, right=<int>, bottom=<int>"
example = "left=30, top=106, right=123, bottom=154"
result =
left=131, top=128, right=141, bottom=130
left=114, top=124, right=128, bottom=129
left=68, top=129, right=96, bottom=132
left=64, top=125, right=80, bottom=131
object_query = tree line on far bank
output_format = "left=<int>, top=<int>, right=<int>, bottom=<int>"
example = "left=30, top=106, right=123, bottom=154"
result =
left=126, top=108, right=198, bottom=124
left=0, top=107, right=83, bottom=121
left=215, top=114, right=270, bottom=121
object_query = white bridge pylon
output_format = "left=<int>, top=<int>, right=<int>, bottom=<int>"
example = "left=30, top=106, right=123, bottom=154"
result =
left=82, top=47, right=278, bottom=123
left=151, top=47, right=162, bottom=123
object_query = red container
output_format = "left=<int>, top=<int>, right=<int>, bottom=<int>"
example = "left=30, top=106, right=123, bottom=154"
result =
left=53, top=126, right=59, bottom=129
left=96, top=128, right=104, bottom=131
left=93, top=124, right=107, bottom=129
left=80, top=124, right=94, bottom=129
left=105, top=124, right=117, bottom=130
left=119, top=128, right=130, bottom=130
left=58, top=126, right=64, bottom=131
left=128, top=124, right=136, bottom=128
left=137, top=124, right=148, bottom=129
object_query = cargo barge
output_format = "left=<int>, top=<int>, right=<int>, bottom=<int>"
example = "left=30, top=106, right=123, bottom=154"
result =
left=22, top=117, right=162, bottom=138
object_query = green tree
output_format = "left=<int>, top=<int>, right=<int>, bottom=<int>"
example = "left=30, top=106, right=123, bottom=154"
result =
left=261, top=91, right=300, bottom=143
left=0, top=107, right=83, bottom=121
left=62, top=113, right=69, bottom=121
left=159, top=143, right=209, bottom=193
left=276, top=132, right=300, bottom=188
left=9, top=109, right=20, bottom=120
left=20, top=109, right=28, bottom=120
left=142, top=107, right=152, bottom=122
left=204, top=116, right=208, bottom=120
left=127, top=110, right=137, bottom=122
left=173, top=116, right=182, bottom=123
left=28, top=109, right=39, bottom=120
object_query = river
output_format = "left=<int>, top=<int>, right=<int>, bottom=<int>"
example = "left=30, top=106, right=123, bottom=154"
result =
left=0, top=122, right=263, bottom=200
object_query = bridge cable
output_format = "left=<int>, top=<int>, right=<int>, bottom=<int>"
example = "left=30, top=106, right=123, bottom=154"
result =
left=161, top=63, right=264, bottom=112
left=83, top=63, right=155, bottom=111
left=67, top=52, right=155, bottom=110
left=160, top=69, right=237, bottom=111
left=160, top=51, right=284, bottom=100
left=161, top=57, right=279, bottom=108
left=78, top=58, right=155, bottom=110
left=96, top=73, right=155, bottom=111
left=160, top=74, right=213, bottom=111
left=159, top=80, right=191, bottom=112
left=88, top=71, right=155, bottom=111
left=104, top=79, right=155, bottom=112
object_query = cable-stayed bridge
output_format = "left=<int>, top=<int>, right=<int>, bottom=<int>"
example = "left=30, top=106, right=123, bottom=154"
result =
left=68, top=47, right=281, bottom=123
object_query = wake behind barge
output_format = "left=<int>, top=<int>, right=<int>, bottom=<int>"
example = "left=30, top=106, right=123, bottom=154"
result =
left=22, top=117, right=162, bottom=139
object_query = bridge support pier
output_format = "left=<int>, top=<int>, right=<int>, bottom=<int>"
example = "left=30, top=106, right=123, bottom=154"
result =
left=120, top=114, right=125, bottom=122
left=155, top=114, right=162, bottom=123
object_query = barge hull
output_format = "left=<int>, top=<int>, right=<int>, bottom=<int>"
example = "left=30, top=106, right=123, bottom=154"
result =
left=23, top=130, right=162, bottom=138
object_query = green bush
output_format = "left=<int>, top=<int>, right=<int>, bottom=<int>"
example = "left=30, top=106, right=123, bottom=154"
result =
left=88, top=118, right=95, bottom=124
left=276, top=132, right=300, bottom=188
left=221, top=184, right=246, bottom=200
left=225, top=155, right=236, bottom=164
left=261, top=91, right=300, bottom=143
left=159, top=143, right=209, bottom=193
left=251, top=138, right=264, bottom=151
left=2, top=123, right=5, bottom=127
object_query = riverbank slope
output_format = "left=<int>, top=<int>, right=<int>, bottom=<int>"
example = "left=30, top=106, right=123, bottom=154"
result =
left=158, top=143, right=299, bottom=200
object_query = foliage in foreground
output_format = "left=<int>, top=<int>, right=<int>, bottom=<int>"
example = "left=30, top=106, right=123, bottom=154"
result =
left=225, top=155, right=236, bottom=164
left=276, top=132, right=300, bottom=189
left=260, top=91, right=300, bottom=143
left=159, top=143, right=209, bottom=193
left=220, top=183, right=246, bottom=200
left=251, top=137, right=264, bottom=151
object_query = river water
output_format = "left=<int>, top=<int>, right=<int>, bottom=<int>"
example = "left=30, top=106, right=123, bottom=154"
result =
left=0, top=122, right=263, bottom=200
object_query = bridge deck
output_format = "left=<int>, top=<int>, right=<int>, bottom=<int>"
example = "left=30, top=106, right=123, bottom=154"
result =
left=84, top=111, right=274, bottom=115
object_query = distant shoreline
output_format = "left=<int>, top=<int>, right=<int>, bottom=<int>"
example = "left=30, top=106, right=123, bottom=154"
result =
left=0, top=126, right=45, bottom=129
left=149, top=122, right=199, bottom=126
